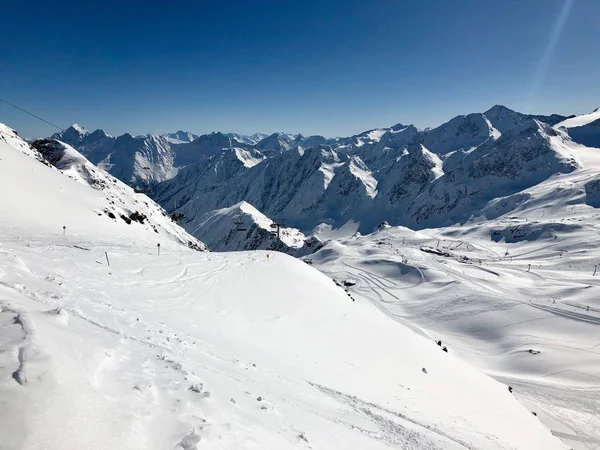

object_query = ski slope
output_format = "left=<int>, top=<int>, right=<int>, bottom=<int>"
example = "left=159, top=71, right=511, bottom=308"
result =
left=310, top=142, right=600, bottom=449
left=0, top=126, right=569, bottom=448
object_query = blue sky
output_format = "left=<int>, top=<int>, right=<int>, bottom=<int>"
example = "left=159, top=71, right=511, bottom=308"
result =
left=1, top=0, right=599, bottom=138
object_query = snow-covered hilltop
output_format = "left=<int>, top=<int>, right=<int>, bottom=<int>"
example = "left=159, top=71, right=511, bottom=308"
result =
left=0, top=125, right=205, bottom=250
left=191, top=201, right=319, bottom=254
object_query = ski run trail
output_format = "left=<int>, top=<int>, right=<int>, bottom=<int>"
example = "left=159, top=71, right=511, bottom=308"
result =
left=0, top=123, right=595, bottom=449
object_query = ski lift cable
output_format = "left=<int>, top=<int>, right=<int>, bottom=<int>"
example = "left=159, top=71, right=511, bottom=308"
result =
left=0, top=97, right=64, bottom=131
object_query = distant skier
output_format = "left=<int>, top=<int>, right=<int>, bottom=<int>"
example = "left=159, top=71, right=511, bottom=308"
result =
left=442, top=347, right=448, bottom=353
left=508, top=386, right=513, bottom=393
left=437, top=340, right=442, bottom=347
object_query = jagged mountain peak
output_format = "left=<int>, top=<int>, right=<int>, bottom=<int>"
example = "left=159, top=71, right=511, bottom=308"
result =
left=484, top=104, right=517, bottom=117
left=164, top=130, right=198, bottom=143
left=70, top=123, right=88, bottom=134
left=52, top=124, right=89, bottom=145
left=88, top=128, right=109, bottom=140
left=255, top=132, right=294, bottom=153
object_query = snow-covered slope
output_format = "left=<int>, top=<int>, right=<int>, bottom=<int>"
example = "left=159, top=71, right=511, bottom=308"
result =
left=0, top=127, right=205, bottom=251
left=1, top=121, right=566, bottom=449
left=155, top=146, right=387, bottom=238
left=309, top=139, right=600, bottom=449
left=152, top=146, right=266, bottom=214
left=555, top=108, right=600, bottom=148
left=190, top=201, right=313, bottom=253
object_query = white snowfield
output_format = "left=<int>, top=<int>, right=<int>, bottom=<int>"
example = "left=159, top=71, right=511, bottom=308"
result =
left=555, top=108, right=600, bottom=149
left=310, top=141, right=600, bottom=449
left=555, top=108, right=600, bottom=129
left=0, top=125, right=568, bottom=449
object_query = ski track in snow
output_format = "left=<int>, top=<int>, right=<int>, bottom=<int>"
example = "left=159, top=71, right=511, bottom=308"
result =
left=311, top=222, right=600, bottom=450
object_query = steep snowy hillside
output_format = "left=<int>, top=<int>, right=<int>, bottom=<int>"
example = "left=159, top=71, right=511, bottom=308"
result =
left=309, top=140, right=600, bottom=449
left=556, top=108, right=600, bottom=148
left=155, top=146, right=380, bottom=235
left=0, top=127, right=205, bottom=250
left=1, top=121, right=566, bottom=449
left=190, top=201, right=315, bottom=253
left=153, top=146, right=265, bottom=214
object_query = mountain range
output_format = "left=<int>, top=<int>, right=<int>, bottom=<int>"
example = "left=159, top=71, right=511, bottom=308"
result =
left=50, top=105, right=600, bottom=253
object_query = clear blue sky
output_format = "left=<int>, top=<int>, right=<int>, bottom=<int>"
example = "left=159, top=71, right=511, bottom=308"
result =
left=1, top=0, right=598, bottom=138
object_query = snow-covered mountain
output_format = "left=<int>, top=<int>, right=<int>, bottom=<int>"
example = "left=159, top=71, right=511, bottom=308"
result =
left=0, top=127, right=206, bottom=251
left=3, top=120, right=569, bottom=450
left=47, top=105, right=581, bottom=253
left=226, top=132, right=269, bottom=145
left=163, top=130, right=199, bottom=143
left=555, top=107, right=600, bottom=148
left=51, top=127, right=269, bottom=191
left=190, top=201, right=317, bottom=253
left=51, top=126, right=177, bottom=190
left=254, top=132, right=296, bottom=154
left=153, top=106, right=579, bottom=246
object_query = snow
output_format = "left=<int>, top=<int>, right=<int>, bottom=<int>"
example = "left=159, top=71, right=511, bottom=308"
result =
left=390, top=127, right=408, bottom=134
left=318, top=161, right=343, bottom=190
left=70, top=123, right=87, bottom=134
left=348, top=157, right=378, bottom=198
left=309, top=138, right=600, bottom=448
left=190, top=201, right=308, bottom=252
left=233, top=147, right=264, bottom=168
left=0, top=131, right=205, bottom=250
left=420, top=144, right=444, bottom=180
left=163, top=131, right=199, bottom=144
left=366, top=128, right=387, bottom=141
left=555, top=108, right=600, bottom=129
left=1, top=122, right=569, bottom=449
left=483, top=116, right=502, bottom=140
left=554, top=109, right=600, bottom=149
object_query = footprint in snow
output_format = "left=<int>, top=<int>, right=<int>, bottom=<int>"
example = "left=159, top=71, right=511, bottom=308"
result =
left=177, top=433, right=201, bottom=450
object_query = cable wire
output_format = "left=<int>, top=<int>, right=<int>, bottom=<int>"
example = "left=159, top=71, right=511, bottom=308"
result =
left=0, top=97, right=64, bottom=131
